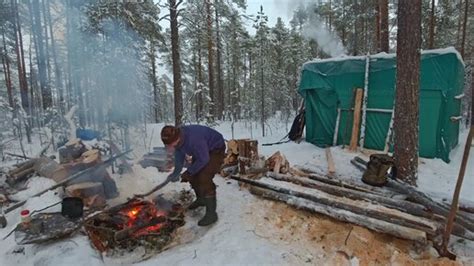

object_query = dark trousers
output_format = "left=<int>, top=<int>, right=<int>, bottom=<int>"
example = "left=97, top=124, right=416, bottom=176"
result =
left=189, top=148, right=225, bottom=198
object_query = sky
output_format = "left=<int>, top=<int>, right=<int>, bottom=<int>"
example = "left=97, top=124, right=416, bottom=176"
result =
left=245, top=0, right=308, bottom=33
left=245, top=0, right=292, bottom=31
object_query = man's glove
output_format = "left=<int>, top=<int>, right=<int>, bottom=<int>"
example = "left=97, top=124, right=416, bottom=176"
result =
left=180, top=171, right=192, bottom=183
left=167, top=172, right=180, bottom=183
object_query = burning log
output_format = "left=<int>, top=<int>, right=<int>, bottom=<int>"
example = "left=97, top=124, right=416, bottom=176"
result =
left=84, top=198, right=185, bottom=255
left=114, top=216, right=166, bottom=241
left=248, top=186, right=427, bottom=243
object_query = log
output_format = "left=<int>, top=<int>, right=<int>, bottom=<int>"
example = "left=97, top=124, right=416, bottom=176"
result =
left=4, top=150, right=131, bottom=214
left=267, top=173, right=474, bottom=241
left=66, top=182, right=105, bottom=198
left=227, top=140, right=239, bottom=155
left=266, top=172, right=433, bottom=217
left=8, top=159, right=36, bottom=176
left=58, top=139, right=87, bottom=164
left=295, top=165, right=390, bottom=196
left=387, top=180, right=474, bottom=232
left=9, top=167, right=35, bottom=184
left=237, top=139, right=258, bottom=159
left=349, top=88, right=364, bottom=151
left=325, top=147, right=336, bottom=176
left=114, top=216, right=166, bottom=241
left=232, top=176, right=440, bottom=235
left=248, top=186, right=427, bottom=243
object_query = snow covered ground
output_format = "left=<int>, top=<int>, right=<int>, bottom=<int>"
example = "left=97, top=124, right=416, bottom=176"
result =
left=1, top=120, right=473, bottom=265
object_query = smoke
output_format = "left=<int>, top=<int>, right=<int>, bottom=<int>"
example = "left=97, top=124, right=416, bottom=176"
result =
left=301, top=15, right=346, bottom=57
left=278, top=0, right=346, bottom=57
left=65, top=4, right=150, bottom=127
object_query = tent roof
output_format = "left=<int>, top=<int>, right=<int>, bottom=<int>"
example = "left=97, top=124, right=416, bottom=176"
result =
left=299, top=47, right=464, bottom=93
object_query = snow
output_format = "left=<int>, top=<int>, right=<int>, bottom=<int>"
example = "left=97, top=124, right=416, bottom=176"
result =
left=1, top=120, right=473, bottom=265
left=303, top=46, right=464, bottom=66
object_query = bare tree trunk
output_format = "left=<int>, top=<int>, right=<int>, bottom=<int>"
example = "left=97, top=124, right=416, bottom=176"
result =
left=393, top=0, right=422, bottom=185
left=1, top=30, right=14, bottom=108
left=11, top=0, right=28, bottom=110
left=32, top=0, right=52, bottom=109
left=428, top=0, right=435, bottom=49
left=42, top=0, right=52, bottom=101
left=328, top=0, right=332, bottom=31
left=352, top=0, right=359, bottom=55
left=47, top=0, right=63, bottom=112
left=150, top=40, right=159, bottom=123
left=375, top=0, right=380, bottom=51
left=379, top=0, right=389, bottom=52
left=169, top=0, right=183, bottom=126
left=197, top=41, right=203, bottom=121
left=205, top=0, right=215, bottom=120
left=214, top=1, right=224, bottom=120
left=460, top=0, right=469, bottom=58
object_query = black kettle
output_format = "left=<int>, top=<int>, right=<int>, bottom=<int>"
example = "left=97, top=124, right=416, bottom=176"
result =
left=61, top=197, right=84, bottom=219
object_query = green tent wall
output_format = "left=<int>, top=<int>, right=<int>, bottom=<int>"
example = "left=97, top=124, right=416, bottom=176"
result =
left=298, top=48, right=464, bottom=162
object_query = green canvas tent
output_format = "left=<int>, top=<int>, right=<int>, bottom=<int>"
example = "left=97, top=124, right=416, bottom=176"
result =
left=298, top=47, right=464, bottom=163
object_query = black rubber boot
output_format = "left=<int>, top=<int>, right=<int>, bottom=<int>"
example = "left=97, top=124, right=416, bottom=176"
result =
left=198, top=197, right=218, bottom=226
left=187, top=197, right=204, bottom=210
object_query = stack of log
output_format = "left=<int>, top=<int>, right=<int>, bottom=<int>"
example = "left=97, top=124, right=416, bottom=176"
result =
left=265, top=151, right=289, bottom=174
left=231, top=166, right=474, bottom=245
left=222, top=139, right=258, bottom=175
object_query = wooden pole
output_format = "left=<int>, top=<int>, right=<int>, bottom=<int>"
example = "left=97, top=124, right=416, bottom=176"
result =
left=333, top=108, right=341, bottom=146
left=360, top=54, right=370, bottom=151
left=440, top=92, right=474, bottom=258
left=349, top=88, right=364, bottom=151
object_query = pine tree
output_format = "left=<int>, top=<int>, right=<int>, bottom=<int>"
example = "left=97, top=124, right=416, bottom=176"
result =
left=393, top=0, right=422, bottom=185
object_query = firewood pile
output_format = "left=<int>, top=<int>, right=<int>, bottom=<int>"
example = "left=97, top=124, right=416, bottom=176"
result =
left=231, top=165, right=474, bottom=246
left=222, top=139, right=260, bottom=177
left=222, top=140, right=292, bottom=178
left=3, top=139, right=121, bottom=208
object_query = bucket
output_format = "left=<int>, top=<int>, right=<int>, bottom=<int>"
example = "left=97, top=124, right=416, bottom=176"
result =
left=61, top=197, right=83, bottom=219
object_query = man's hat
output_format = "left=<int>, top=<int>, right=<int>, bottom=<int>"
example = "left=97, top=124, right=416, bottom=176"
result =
left=161, top=125, right=180, bottom=145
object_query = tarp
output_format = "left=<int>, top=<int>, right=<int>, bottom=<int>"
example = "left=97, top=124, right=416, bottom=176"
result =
left=299, top=47, right=464, bottom=162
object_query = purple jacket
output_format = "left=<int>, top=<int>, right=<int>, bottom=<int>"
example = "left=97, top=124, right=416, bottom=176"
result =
left=174, top=125, right=225, bottom=175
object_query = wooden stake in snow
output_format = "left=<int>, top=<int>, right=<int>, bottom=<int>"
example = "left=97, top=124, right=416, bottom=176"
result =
left=333, top=108, right=341, bottom=146
left=325, top=147, right=336, bottom=176
left=384, top=110, right=395, bottom=153
left=360, top=54, right=370, bottom=151
left=349, top=89, right=364, bottom=152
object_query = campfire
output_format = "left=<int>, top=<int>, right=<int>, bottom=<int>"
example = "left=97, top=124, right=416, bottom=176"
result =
left=84, top=198, right=185, bottom=255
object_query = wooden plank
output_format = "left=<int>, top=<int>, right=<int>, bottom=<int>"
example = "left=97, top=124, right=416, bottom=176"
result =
left=325, top=147, right=336, bottom=176
left=349, top=88, right=364, bottom=151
